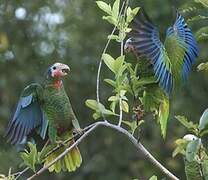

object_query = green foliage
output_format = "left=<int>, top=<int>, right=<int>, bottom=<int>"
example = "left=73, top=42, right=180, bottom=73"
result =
left=20, top=142, right=50, bottom=172
left=174, top=109, right=208, bottom=179
left=140, top=87, right=170, bottom=138
left=175, top=116, right=198, bottom=134
left=158, top=96, right=169, bottom=138
left=0, top=169, right=15, bottom=180
left=102, top=54, right=125, bottom=75
left=149, top=175, right=157, bottom=180
left=85, top=99, right=116, bottom=120
left=197, top=62, right=208, bottom=72
left=96, top=0, right=120, bottom=26
left=20, top=143, right=39, bottom=172
left=196, top=26, right=208, bottom=41
left=1, top=0, right=208, bottom=179
left=122, top=120, right=144, bottom=135
left=172, top=138, right=188, bottom=157
left=95, top=0, right=170, bottom=137
left=195, top=0, right=208, bottom=7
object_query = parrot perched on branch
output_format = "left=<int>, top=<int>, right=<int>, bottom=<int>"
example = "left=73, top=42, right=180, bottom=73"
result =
left=125, top=9, right=199, bottom=95
left=5, top=62, right=82, bottom=173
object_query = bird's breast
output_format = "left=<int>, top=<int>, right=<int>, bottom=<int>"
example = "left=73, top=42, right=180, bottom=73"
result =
left=43, top=88, right=71, bottom=121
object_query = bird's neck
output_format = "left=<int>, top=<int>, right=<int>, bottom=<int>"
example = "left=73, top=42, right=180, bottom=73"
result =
left=53, top=80, right=63, bottom=90
left=45, top=78, right=63, bottom=90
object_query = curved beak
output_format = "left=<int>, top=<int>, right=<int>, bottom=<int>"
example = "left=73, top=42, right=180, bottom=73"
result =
left=58, top=63, right=70, bottom=76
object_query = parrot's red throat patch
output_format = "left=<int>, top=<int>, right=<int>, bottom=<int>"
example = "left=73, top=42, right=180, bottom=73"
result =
left=53, top=80, right=63, bottom=90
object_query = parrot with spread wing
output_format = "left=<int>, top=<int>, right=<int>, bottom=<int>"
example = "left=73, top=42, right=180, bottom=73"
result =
left=125, top=9, right=199, bottom=95
left=5, top=62, right=82, bottom=173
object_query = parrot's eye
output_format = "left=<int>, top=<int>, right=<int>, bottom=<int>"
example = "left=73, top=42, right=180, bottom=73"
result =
left=53, top=66, right=56, bottom=70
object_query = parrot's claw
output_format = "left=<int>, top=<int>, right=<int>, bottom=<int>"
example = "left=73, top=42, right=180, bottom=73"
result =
left=55, top=140, right=65, bottom=146
left=73, top=128, right=84, bottom=135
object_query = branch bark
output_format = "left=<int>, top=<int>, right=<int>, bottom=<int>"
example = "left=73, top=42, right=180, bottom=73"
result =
left=27, top=121, right=179, bottom=180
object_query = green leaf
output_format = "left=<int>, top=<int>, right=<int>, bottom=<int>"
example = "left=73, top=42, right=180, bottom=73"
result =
left=175, top=115, right=198, bottom=130
left=108, top=96, right=119, bottom=101
left=121, top=100, right=129, bottom=113
left=172, top=138, right=188, bottom=157
left=199, top=109, right=208, bottom=131
left=103, top=109, right=116, bottom=115
left=108, top=34, right=120, bottom=42
left=126, top=7, right=140, bottom=23
left=122, top=120, right=144, bottom=134
left=85, top=99, right=116, bottom=119
left=38, top=145, right=51, bottom=163
left=104, top=79, right=116, bottom=87
left=102, top=54, right=126, bottom=75
left=187, top=15, right=208, bottom=23
left=158, top=96, right=169, bottom=138
left=186, top=139, right=200, bottom=162
left=85, top=99, right=98, bottom=110
left=103, top=16, right=117, bottom=25
left=96, top=1, right=112, bottom=15
left=112, top=0, right=120, bottom=21
left=110, top=101, right=117, bottom=113
left=134, top=76, right=156, bottom=89
left=195, top=0, right=208, bottom=7
left=197, top=62, right=208, bottom=72
left=20, top=142, right=39, bottom=172
left=114, top=55, right=125, bottom=74
left=93, top=112, right=101, bottom=120
left=102, top=53, right=116, bottom=73
left=196, top=26, right=208, bottom=41
left=149, top=175, right=157, bottom=180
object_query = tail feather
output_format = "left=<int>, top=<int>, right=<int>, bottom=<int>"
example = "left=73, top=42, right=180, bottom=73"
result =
left=71, top=146, right=82, bottom=167
left=44, top=140, right=82, bottom=173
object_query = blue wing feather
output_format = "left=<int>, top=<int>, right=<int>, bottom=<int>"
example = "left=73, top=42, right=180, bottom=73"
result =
left=166, top=13, right=199, bottom=81
left=5, top=84, right=48, bottom=145
left=127, top=10, right=173, bottom=94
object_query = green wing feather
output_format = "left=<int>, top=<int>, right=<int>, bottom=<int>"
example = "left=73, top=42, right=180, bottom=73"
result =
left=165, top=13, right=199, bottom=89
left=165, top=35, right=187, bottom=88
left=184, top=158, right=203, bottom=180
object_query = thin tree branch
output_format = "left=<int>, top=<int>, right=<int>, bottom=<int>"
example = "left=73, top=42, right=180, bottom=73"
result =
left=118, top=0, right=129, bottom=126
left=27, top=122, right=101, bottom=180
left=118, top=97, right=123, bottom=126
left=27, top=121, right=179, bottom=180
left=96, top=0, right=126, bottom=119
left=14, top=167, right=30, bottom=180
left=11, top=122, right=99, bottom=180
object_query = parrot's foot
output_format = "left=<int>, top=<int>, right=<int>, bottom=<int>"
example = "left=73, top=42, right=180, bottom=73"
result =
left=55, top=140, right=65, bottom=147
left=137, top=136, right=141, bottom=143
left=73, top=128, right=84, bottom=136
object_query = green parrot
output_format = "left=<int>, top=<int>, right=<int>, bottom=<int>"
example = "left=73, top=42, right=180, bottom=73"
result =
left=5, top=62, right=82, bottom=173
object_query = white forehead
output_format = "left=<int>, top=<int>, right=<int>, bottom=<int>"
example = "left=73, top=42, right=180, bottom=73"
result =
left=52, top=62, right=62, bottom=67
left=183, top=134, right=198, bottom=141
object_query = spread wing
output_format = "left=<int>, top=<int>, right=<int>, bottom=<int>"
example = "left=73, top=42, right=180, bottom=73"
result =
left=5, top=83, right=48, bottom=144
left=126, top=9, right=173, bottom=94
left=165, top=13, right=199, bottom=83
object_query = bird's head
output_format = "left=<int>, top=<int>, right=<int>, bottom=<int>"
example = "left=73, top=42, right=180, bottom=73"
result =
left=47, top=62, right=70, bottom=79
left=124, top=38, right=134, bottom=53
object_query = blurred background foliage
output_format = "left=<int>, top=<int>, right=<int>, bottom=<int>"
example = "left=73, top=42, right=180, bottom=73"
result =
left=0, top=0, right=208, bottom=179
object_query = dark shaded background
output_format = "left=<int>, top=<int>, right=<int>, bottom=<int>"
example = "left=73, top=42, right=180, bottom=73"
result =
left=0, top=0, right=207, bottom=179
